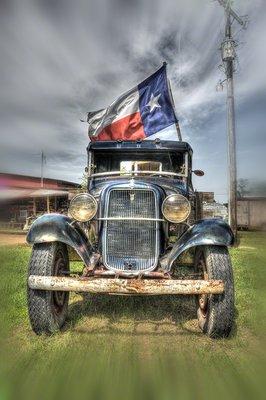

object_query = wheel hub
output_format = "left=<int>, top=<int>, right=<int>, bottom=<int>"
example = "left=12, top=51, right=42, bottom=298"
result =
left=197, top=257, right=209, bottom=315
left=53, top=255, right=67, bottom=312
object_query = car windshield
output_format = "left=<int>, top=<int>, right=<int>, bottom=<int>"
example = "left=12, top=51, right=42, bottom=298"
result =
left=91, top=151, right=188, bottom=177
left=120, top=161, right=162, bottom=173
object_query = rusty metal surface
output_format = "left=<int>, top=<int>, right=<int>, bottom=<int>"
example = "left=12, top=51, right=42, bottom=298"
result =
left=28, top=275, right=224, bottom=295
left=91, top=270, right=170, bottom=279
left=82, top=252, right=101, bottom=276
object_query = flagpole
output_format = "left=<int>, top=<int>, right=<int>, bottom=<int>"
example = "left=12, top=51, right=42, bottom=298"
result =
left=174, top=120, right=182, bottom=142
left=167, top=78, right=182, bottom=141
left=163, top=61, right=182, bottom=142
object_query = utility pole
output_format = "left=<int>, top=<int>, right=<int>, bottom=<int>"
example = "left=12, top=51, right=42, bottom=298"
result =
left=41, top=151, right=46, bottom=188
left=216, top=0, right=246, bottom=239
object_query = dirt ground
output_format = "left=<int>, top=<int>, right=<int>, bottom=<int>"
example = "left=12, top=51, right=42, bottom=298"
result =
left=0, top=233, right=27, bottom=246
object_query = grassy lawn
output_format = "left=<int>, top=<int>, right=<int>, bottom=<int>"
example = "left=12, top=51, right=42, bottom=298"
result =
left=0, top=232, right=265, bottom=400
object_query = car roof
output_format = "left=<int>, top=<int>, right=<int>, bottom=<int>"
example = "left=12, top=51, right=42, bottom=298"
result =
left=87, top=140, right=193, bottom=153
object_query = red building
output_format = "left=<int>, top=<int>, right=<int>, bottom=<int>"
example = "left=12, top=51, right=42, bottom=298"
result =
left=0, top=173, right=80, bottom=229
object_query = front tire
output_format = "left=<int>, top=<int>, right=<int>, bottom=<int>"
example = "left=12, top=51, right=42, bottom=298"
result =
left=194, top=245, right=234, bottom=338
left=27, top=242, right=69, bottom=335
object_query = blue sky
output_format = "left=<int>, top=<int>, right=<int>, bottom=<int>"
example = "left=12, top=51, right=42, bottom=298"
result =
left=0, top=0, right=265, bottom=201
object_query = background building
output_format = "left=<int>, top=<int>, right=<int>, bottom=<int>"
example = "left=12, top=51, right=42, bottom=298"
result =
left=0, top=173, right=79, bottom=229
left=197, top=191, right=228, bottom=221
left=237, top=197, right=266, bottom=230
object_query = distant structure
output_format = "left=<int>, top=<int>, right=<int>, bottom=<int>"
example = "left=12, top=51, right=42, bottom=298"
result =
left=0, top=173, right=79, bottom=229
left=198, top=191, right=266, bottom=230
left=198, top=192, right=228, bottom=221
left=203, top=202, right=228, bottom=221
left=237, top=197, right=266, bottom=230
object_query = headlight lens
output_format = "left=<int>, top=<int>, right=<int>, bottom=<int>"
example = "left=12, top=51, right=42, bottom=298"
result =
left=69, top=193, right=97, bottom=222
left=162, top=194, right=191, bottom=223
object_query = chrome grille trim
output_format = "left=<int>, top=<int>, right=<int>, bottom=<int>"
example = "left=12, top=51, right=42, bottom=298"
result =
left=102, top=187, right=159, bottom=273
left=98, top=217, right=164, bottom=221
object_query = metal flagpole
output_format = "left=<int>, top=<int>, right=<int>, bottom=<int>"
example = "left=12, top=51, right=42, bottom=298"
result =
left=170, top=86, right=182, bottom=141
left=163, top=62, right=182, bottom=141
left=166, top=76, right=182, bottom=141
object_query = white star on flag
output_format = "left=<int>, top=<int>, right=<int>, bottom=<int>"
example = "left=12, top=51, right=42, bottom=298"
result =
left=147, top=93, right=161, bottom=112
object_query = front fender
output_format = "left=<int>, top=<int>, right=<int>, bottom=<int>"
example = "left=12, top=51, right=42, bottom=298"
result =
left=26, top=213, right=93, bottom=266
left=160, top=219, right=234, bottom=271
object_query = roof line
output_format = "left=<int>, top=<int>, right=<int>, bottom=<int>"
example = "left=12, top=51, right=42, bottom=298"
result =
left=0, top=172, right=79, bottom=187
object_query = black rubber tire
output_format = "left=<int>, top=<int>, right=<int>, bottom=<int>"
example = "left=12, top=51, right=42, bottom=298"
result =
left=195, top=246, right=234, bottom=338
left=27, top=242, right=69, bottom=335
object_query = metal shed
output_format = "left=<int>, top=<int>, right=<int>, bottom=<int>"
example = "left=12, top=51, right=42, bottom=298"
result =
left=237, top=197, right=266, bottom=230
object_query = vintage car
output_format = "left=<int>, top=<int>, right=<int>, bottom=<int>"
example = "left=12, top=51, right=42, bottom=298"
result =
left=27, top=139, right=234, bottom=337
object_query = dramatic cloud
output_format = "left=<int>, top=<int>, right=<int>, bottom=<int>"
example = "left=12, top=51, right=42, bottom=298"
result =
left=0, top=0, right=265, bottom=199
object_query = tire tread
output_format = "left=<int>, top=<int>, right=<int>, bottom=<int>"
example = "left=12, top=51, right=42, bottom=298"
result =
left=27, top=242, right=69, bottom=335
left=196, top=246, right=234, bottom=338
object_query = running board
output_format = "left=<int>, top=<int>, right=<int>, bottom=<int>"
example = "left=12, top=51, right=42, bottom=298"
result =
left=28, top=276, right=224, bottom=295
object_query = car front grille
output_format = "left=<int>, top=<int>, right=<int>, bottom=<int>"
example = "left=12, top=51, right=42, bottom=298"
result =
left=103, top=189, right=159, bottom=272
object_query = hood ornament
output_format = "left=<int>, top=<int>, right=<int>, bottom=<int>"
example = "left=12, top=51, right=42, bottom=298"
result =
left=129, top=178, right=135, bottom=190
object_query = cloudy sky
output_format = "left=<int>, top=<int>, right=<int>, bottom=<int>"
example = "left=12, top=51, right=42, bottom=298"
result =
left=0, top=0, right=265, bottom=200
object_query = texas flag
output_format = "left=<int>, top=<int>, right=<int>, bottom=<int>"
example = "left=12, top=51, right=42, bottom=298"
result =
left=87, top=63, right=179, bottom=141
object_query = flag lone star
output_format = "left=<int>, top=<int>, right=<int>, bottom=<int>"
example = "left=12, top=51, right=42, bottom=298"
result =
left=87, top=64, right=178, bottom=141
left=147, top=93, right=161, bottom=112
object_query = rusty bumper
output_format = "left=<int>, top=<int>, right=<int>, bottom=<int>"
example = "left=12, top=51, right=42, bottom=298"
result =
left=28, top=276, right=224, bottom=295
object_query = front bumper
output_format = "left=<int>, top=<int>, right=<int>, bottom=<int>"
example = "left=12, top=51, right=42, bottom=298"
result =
left=28, top=275, right=224, bottom=295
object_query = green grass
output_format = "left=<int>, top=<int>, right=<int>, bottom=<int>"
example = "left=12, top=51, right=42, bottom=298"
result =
left=0, top=232, right=265, bottom=400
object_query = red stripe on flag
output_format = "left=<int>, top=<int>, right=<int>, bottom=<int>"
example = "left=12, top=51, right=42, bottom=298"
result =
left=92, top=112, right=146, bottom=141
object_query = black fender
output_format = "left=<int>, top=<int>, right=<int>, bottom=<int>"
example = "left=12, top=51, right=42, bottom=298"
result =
left=160, top=219, right=234, bottom=271
left=26, top=213, right=93, bottom=266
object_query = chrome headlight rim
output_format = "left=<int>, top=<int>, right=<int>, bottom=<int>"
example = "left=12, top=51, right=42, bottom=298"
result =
left=69, top=193, right=98, bottom=222
left=162, top=193, right=191, bottom=223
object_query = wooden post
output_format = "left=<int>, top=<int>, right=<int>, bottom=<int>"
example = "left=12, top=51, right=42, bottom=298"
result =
left=218, top=1, right=245, bottom=241
left=226, top=58, right=238, bottom=239
left=46, top=196, right=50, bottom=213
left=33, top=197, right=37, bottom=215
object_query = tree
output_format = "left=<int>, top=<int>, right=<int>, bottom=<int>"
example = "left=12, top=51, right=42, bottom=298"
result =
left=79, top=172, right=88, bottom=193
left=237, top=179, right=249, bottom=198
left=237, top=179, right=266, bottom=198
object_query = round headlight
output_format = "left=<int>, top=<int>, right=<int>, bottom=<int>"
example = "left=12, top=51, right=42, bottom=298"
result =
left=69, top=193, right=97, bottom=222
left=162, top=194, right=191, bottom=223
